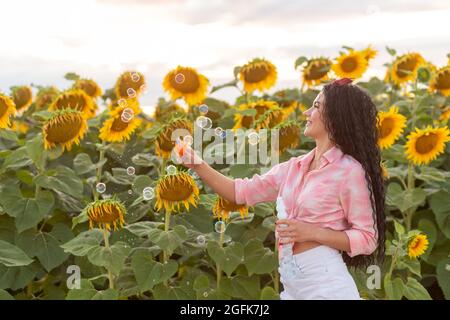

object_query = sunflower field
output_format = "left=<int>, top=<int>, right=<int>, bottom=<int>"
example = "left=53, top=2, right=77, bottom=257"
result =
left=0, top=46, right=449, bottom=300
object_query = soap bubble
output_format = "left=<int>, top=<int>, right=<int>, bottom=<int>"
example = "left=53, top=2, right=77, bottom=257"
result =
left=121, top=108, right=134, bottom=123
left=196, top=235, right=206, bottom=246
left=166, top=165, right=177, bottom=175
left=127, top=88, right=136, bottom=98
left=142, top=187, right=154, bottom=200
left=126, top=166, right=135, bottom=175
left=183, top=135, right=193, bottom=146
left=175, top=73, right=185, bottom=84
left=130, top=72, right=140, bottom=82
left=214, top=221, right=226, bottom=233
left=248, top=132, right=259, bottom=145
left=214, top=127, right=223, bottom=137
left=128, top=190, right=133, bottom=195
left=198, top=104, right=209, bottom=114
left=203, top=292, right=208, bottom=297
left=196, top=116, right=212, bottom=129
left=96, top=182, right=106, bottom=194
left=118, top=98, right=127, bottom=108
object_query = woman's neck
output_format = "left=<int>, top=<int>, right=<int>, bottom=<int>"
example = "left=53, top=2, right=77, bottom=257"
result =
left=314, top=136, right=335, bottom=162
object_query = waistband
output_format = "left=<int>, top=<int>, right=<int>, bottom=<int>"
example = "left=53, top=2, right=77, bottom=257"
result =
left=292, top=245, right=342, bottom=265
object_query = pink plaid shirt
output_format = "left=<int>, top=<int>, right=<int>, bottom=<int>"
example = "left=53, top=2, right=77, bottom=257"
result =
left=234, top=146, right=378, bottom=257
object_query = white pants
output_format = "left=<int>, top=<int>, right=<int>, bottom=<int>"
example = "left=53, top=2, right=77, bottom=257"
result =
left=279, top=245, right=361, bottom=300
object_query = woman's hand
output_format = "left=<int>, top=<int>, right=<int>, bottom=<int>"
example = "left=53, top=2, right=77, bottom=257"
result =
left=275, top=219, right=320, bottom=244
left=175, top=139, right=204, bottom=169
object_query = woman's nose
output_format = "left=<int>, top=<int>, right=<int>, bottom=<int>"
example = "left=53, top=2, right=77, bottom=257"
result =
left=303, top=107, right=313, bottom=116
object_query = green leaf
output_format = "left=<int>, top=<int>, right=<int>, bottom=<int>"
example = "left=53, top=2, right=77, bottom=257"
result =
left=386, top=46, right=397, bottom=56
left=0, top=264, right=38, bottom=290
left=244, top=239, right=277, bottom=275
left=15, top=170, right=34, bottom=185
left=294, top=56, right=308, bottom=69
left=34, top=166, right=84, bottom=198
left=384, top=275, right=404, bottom=300
left=87, top=241, right=130, bottom=276
left=131, top=251, right=178, bottom=292
left=403, top=277, right=432, bottom=300
left=104, top=168, right=134, bottom=185
left=436, top=258, right=450, bottom=299
left=415, top=167, right=449, bottom=183
left=396, top=257, right=421, bottom=277
left=386, top=184, right=426, bottom=213
left=66, top=279, right=119, bottom=300
left=0, top=185, right=55, bottom=233
left=61, top=229, right=104, bottom=256
left=260, top=286, right=279, bottom=300
left=393, top=219, right=405, bottom=236
left=207, top=241, right=244, bottom=277
left=125, top=221, right=164, bottom=237
left=132, top=175, right=153, bottom=194
left=73, top=153, right=96, bottom=175
left=34, top=224, right=72, bottom=272
left=0, top=289, right=14, bottom=300
left=25, top=135, right=45, bottom=171
left=210, top=79, right=238, bottom=94
left=64, top=72, right=80, bottom=81
left=221, top=275, right=260, bottom=299
left=429, top=191, right=450, bottom=238
left=1, top=147, right=32, bottom=171
left=152, top=283, right=194, bottom=299
left=131, top=153, right=158, bottom=167
left=0, top=240, right=33, bottom=267
left=0, top=129, right=19, bottom=142
left=146, top=225, right=188, bottom=256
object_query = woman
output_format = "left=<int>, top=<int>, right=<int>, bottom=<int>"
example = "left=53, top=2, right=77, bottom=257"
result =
left=178, top=78, right=386, bottom=300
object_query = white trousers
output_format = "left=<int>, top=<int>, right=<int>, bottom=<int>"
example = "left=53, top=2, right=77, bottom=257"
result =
left=279, top=245, right=361, bottom=300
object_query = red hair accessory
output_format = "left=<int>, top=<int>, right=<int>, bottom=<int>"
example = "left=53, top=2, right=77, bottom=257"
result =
left=332, top=78, right=353, bottom=86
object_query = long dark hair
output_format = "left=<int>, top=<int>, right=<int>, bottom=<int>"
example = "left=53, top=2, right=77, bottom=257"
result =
left=321, top=79, right=386, bottom=269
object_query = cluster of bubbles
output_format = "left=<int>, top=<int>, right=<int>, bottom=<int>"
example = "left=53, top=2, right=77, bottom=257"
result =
left=166, top=165, right=177, bottom=175
left=248, top=132, right=259, bottom=145
left=121, top=108, right=134, bottom=123
left=195, top=116, right=212, bottom=130
left=214, top=127, right=226, bottom=139
left=142, top=187, right=155, bottom=200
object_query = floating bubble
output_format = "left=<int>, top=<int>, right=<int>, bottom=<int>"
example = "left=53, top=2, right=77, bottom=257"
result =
left=196, top=235, right=206, bottom=246
left=166, top=165, right=177, bottom=175
left=175, top=73, right=185, bottom=84
left=121, top=108, right=134, bottom=123
left=203, top=292, right=208, bottom=297
left=126, top=166, right=135, bottom=175
left=130, top=72, right=140, bottom=82
left=248, top=132, right=259, bottom=145
left=214, top=127, right=223, bottom=137
left=220, top=130, right=227, bottom=139
left=118, top=98, right=127, bottom=108
left=142, top=187, right=155, bottom=200
left=128, top=190, right=133, bottom=195
left=127, top=88, right=137, bottom=98
left=196, top=116, right=212, bottom=129
left=183, top=135, right=193, bottom=146
left=96, top=182, right=106, bottom=194
left=198, top=104, right=209, bottom=114
left=214, top=221, right=226, bottom=233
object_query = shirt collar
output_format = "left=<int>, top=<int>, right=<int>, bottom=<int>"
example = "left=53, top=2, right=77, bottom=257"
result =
left=296, top=145, right=343, bottom=167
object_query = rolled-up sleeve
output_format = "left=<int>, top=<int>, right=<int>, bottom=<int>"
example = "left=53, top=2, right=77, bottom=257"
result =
left=234, top=159, right=293, bottom=206
left=340, top=165, right=378, bottom=257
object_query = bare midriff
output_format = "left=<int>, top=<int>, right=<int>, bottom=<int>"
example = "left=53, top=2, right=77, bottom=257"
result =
left=293, top=241, right=322, bottom=254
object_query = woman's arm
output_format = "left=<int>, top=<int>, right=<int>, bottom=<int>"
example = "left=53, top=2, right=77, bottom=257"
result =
left=276, top=220, right=351, bottom=252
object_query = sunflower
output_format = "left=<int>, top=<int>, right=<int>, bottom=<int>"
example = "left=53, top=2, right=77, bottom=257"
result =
left=163, top=66, right=209, bottom=106
left=239, top=58, right=277, bottom=93
left=43, top=109, right=88, bottom=151
left=377, top=106, right=407, bottom=149
left=429, top=66, right=450, bottom=97
left=85, top=197, right=126, bottom=231
left=73, top=79, right=103, bottom=98
left=301, top=58, right=332, bottom=88
left=35, top=86, right=60, bottom=110
left=439, top=107, right=450, bottom=122
left=405, top=126, right=450, bottom=165
left=332, top=50, right=368, bottom=79
left=361, top=45, right=378, bottom=61
left=12, top=86, right=33, bottom=111
left=0, top=93, right=16, bottom=128
left=273, top=89, right=301, bottom=116
left=49, top=89, right=97, bottom=118
left=99, top=102, right=142, bottom=143
left=154, top=102, right=186, bottom=122
left=274, top=121, right=301, bottom=153
left=9, top=120, right=29, bottom=134
left=254, top=107, right=286, bottom=130
left=115, top=71, right=146, bottom=100
left=212, top=196, right=249, bottom=221
left=155, top=117, right=193, bottom=159
left=380, top=161, right=389, bottom=180
left=390, top=53, right=425, bottom=85
left=233, top=100, right=278, bottom=130
left=154, top=171, right=200, bottom=213
left=407, top=234, right=429, bottom=258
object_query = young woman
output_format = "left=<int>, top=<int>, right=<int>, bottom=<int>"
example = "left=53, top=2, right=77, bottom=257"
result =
left=178, top=78, right=386, bottom=300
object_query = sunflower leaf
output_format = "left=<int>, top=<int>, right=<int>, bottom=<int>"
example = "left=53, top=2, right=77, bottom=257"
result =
left=0, top=240, right=33, bottom=267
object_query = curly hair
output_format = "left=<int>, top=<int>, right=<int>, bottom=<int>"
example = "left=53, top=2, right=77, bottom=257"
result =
left=321, top=80, right=386, bottom=269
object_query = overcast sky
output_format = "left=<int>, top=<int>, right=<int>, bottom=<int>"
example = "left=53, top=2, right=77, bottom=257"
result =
left=1, top=0, right=449, bottom=114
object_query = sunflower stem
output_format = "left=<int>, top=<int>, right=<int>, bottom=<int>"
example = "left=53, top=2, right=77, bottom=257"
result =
left=216, top=223, right=225, bottom=291
left=102, top=227, right=114, bottom=289
left=95, top=141, right=107, bottom=201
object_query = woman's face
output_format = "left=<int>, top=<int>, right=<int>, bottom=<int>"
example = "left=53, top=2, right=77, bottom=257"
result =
left=303, top=92, right=327, bottom=139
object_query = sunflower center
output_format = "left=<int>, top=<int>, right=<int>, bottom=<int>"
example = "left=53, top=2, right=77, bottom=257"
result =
left=415, top=133, right=438, bottom=154
left=89, top=205, right=122, bottom=224
left=110, top=113, right=129, bottom=132
left=243, top=65, right=269, bottom=83
left=435, top=70, right=450, bottom=90
left=396, top=57, right=418, bottom=78
left=14, top=88, right=32, bottom=110
left=169, top=70, right=200, bottom=93
left=0, top=99, right=8, bottom=117
left=78, top=82, right=97, bottom=96
left=46, top=115, right=83, bottom=143
left=306, top=62, right=330, bottom=80
left=159, top=177, right=195, bottom=201
left=379, top=118, right=395, bottom=138
left=341, top=57, right=358, bottom=72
